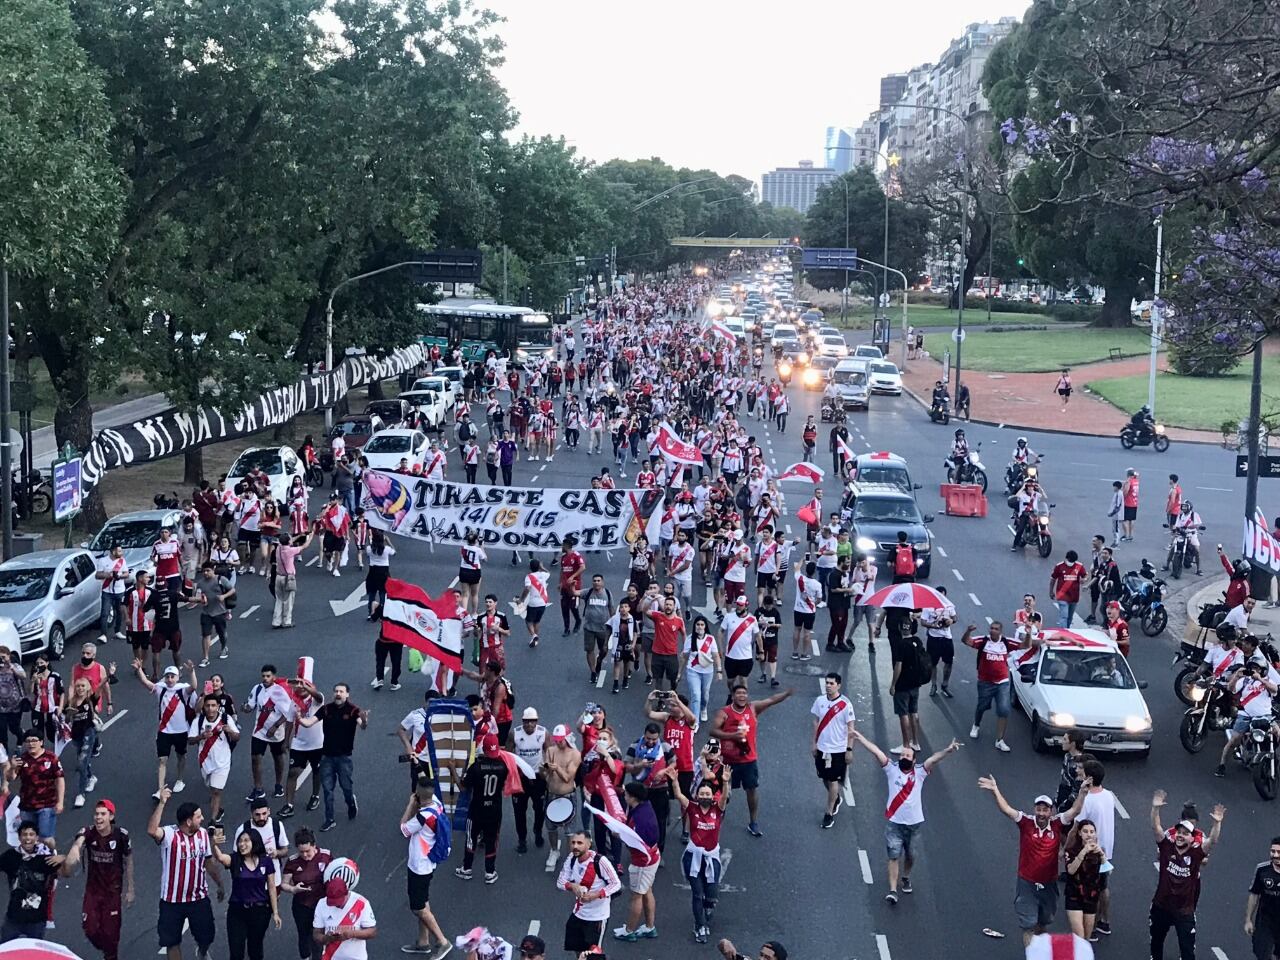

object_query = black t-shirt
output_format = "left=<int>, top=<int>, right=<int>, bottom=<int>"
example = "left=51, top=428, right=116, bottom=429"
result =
left=316, top=702, right=362, bottom=757
left=754, top=606, right=782, bottom=644
left=1252, top=863, right=1280, bottom=923
left=463, top=757, right=508, bottom=818
left=0, top=848, right=57, bottom=924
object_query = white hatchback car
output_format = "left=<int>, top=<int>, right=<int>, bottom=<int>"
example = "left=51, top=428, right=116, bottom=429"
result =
left=1009, top=628, right=1153, bottom=756
left=868, top=360, right=904, bottom=395
left=818, top=335, right=849, bottom=358
left=362, top=429, right=430, bottom=472
left=226, top=446, right=305, bottom=506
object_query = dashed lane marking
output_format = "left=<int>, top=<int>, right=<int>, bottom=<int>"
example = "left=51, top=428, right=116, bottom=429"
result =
left=528, top=920, right=541, bottom=936
left=1212, top=949, right=1230, bottom=960
left=876, top=933, right=892, bottom=960
left=306, top=556, right=319, bottom=567
left=239, top=604, right=259, bottom=619
left=952, top=569, right=964, bottom=582
left=858, top=849, right=873, bottom=884
left=969, top=593, right=982, bottom=606
left=1114, top=796, right=1130, bottom=820
left=935, top=546, right=947, bottom=558
left=1197, top=487, right=1232, bottom=493
left=985, top=616, right=993, bottom=625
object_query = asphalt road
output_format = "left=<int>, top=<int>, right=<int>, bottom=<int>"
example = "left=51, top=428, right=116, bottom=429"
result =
left=38, top=336, right=1265, bottom=960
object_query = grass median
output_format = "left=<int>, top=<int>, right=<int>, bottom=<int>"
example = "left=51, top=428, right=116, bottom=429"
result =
left=1086, top=360, right=1280, bottom=432
left=921, top=327, right=1153, bottom=373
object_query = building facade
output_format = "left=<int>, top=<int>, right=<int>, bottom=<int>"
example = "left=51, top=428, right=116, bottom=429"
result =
left=823, top=127, right=856, bottom=174
left=761, top=161, right=839, bottom=214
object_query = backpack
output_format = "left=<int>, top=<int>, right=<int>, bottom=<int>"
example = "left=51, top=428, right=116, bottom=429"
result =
left=894, top=544, right=915, bottom=577
left=899, top=634, right=934, bottom=689
left=426, top=806, right=452, bottom=864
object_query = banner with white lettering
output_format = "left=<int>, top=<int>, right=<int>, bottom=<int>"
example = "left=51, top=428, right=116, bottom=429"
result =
left=361, top=470, right=664, bottom=552
left=1242, top=507, right=1280, bottom=574
left=78, top=345, right=427, bottom=492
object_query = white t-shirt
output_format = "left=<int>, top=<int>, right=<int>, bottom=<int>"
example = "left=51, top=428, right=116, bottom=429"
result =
left=155, top=683, right=194, bottom=735
left=525, top=571, right=550, bottom=608
left=96, top=555, right=129, bottom=596
left=721, top=612, right=759, bottom=661
left=883, top=761, right=929, bottom=825
left=291, top=697, right=324, bottom=751
left=401, top=802, right=444, bottom=876
left=723, top=544, right=750, bottom=584
left=811, top=695, right=855, bottom=753
left=815, top=535, right=838, bottom=569
left=1078, top=788, right=1116, bottom=861
left=247, top=683, right=297, bottom=743
left=234, top=817, right=288, bottom=882
left=667, top=543, right=695, bottom=583
left=1222, top=604, right=1250, bottom=633
left=189, top=714, right=237, bottom=773
left=921, top=603, right=957, bottom=638
left=400, top=708, right=433, bottom=763
left=1203, top=644, right=1242, bottom=678
left=793, top=575, right=822, bottom=615
left=312, top=893, right=377, bottom=959
left=684, top=630, right=719, bottom=674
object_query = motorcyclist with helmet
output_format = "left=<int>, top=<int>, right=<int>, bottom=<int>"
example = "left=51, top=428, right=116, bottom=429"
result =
left=930, top=380, right=951, bottom=416
left=1166, top=500, right=1204, bottom=574
left=1006, top=436, right=1041, bottom=491
left=949, top=428, right=969, bottom=478
left=1130, top=404, right=1156, bottom=439
left=1011, top=476, right=1048, bottom=549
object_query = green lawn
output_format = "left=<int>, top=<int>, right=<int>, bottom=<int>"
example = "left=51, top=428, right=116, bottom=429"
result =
left=828, top=303, right=1055, bottom=330
left=921, top=327, right=1154, bottom=373
left=1087, top=358, right=1280, bottom=432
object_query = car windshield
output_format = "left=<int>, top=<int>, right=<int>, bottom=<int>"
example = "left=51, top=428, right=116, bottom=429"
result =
left=1037, top=649, right=1137, bottom=689
left=872, top=362, right=899, bottom=375
left=811, top=356, right=839, bottom=370
left=89, top=520, right=162, bottom=550
left=823, top=336, right=844, bottom=345
left=834, top=370, right=866, bottom=386
left=230, top=449, right=283, bottom=476
left=336, top=421, right=373, bottom=437
left=856, top=467, right=910, bottom=493
left=0, top=568, right=53, bottom=602
left=854, top=497, right=920, bottom=523
left=364, top=434, right=413, bottom=453
left=856, top=347, right=882, bottom=357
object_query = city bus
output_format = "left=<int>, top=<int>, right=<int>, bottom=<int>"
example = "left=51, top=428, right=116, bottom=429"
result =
left=416, top=298, right=555, bottom=366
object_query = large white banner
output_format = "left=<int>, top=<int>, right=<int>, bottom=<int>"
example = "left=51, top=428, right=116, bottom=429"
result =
left=360, top=470, right=664, bottom=552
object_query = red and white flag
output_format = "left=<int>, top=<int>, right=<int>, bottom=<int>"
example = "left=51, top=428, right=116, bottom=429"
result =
left=708, top=321, right=736, bottom=342
left=837, top=434, right=856, bottom=465
left=584, top=803, right=660, bottom=865
left=655, top=423, right=703, bottom=465
left=777, top=462, right=825, bottom=483
left=52, top=711, right=74, bottom=757
left=380, top=579, right=464, bottom=693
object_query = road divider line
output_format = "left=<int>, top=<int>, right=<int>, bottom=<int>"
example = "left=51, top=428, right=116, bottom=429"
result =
left=239, top=604, right=259, bottom=620
left=1114, top=796, right=1130, bottom=820
left=952, top=569, right=964, bottom=582
left=1211, top=949, right=1230, bottom=960
left=969, top=593, right=982, bottom=606
left=99, top=709, right=128, bottom=731
left=842, top=773, right=855, bottom=807
left=1197, top=487, right=1232, bottom=493
left=936, top=546, right=947, bottom=558
left=985, top=616, right=993, bottom=625
left=527, top=920, right=541, bottom=936
left=857, top=849, right=873, bottom=884
left=876, top=933, right=892, bottom=960
left=306, top=556, right=319, bottom=567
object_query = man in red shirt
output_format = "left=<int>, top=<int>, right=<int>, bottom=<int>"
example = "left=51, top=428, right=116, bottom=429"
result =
left=558, top=537, right=586, bottom=637
left=15, top=729, right=65, bottom=844
left=1149, top=789, right=1225, bottom=960
left=709, top=682, right=793, bottom=838
left=644, top=597, right=684, bottom=691
left=961, top=622, right=1024, bottom=752
left=63, top=798, right=134, bottom=960
left=977, top=773, right=1089, bottom=947
left=1121, top=468, right=1139, bottom=542
left=1049, top=550, right=1087, bottom=628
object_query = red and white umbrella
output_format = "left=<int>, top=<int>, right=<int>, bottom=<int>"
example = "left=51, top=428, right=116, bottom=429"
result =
left=0, top=940, right=85, bottom=960
left=858, top=582, right=951, bottom=609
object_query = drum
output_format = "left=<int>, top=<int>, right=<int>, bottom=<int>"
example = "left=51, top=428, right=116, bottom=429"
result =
left=545, top=796, right=575, bottom=827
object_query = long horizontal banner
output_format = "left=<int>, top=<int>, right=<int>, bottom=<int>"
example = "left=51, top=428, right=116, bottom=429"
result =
left=361, top=470, right=664, bottom=552
left=79, top=344, right=427, bottom=491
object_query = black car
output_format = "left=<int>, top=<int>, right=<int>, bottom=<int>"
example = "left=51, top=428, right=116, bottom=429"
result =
left=847, top=483, right=934, bottom=578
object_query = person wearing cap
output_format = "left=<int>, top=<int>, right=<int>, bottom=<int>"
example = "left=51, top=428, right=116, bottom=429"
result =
left=456, top=733, right=508, bottom=884
left=134, top=657, right=199, bottom=800
left=720, top=596, right=760, bottom=692
left=1149, top=788, right=1225, bottom=960
left=510, top=706, right=548, bottom=854
left=544, top=725, right=582, bottom=870
left=518, top=933, right=546, bottom=960
left=189, top=693, right=241, bottom=827
left=311, top=874, right=376, bottom=959
left=62, top=798, right=134, bottom=960
left=977, top=773, right=1091, bottom=947
left=716, top=938, right=788, bottom=960
left=721, top=529, right=751, bottom=616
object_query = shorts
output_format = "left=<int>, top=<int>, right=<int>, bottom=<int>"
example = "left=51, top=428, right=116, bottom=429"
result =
left=525, top=604, right=546, bottom=624
left=756, top=571, right=778, bottom=590
left=407, top=869, right=434, bottom=911
left=129, top=630, right=152, bottom=650
left=584, top=629, right=608, bottom=654
left=1063, top=880, right=1098, bottom=914
left=976, top=680, right=1013, bottom=719
left=151, top=627, right=182, bottom=653
left=157, top=731, right=189, bottom=758
left=885, top=820, right=921, bottom=860
left=322, top=532, right=344, bottom=554
left=1014, top=877, right=1059, bottom=931
left=761, top=639, right=778, bottom=664
left=157, top=897, right=215, bottom=950
left=1123, top=505, right=1137, bottom=521
left=725, top=657, right=754, bottom=680
left=926, top=635, right=954, bottom=665
left=651, top=653, right=680, bottom=686
left=724, top=579, right=746, bottom=604
left=200, top=614, right=228, bottom=638
left=458, top=568, right=481, bottom=585
left=289, top=748, right=322, bottom=772
left=793, top=611, right=815, bottom=630
left=237, top=530, right=262, bottom=550
left=629, top=862, right=659, bottom=894
left=203, top=763, right=230, bottom=791
left=640, top=633, right=655, bottom=655
left=729, top=761, right=759, bottom=791
left=251, top=737, right=287, bottom=758
left=564, top=915, right=605, bottom=955
left=892, top=687, right=921, bottom=717
left=613, top=643, right=636, bottom=664
left=814, top=750, right=847, bottom=783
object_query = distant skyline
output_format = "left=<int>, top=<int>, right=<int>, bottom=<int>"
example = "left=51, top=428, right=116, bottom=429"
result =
left=483, top=0, right=1029, bottom=182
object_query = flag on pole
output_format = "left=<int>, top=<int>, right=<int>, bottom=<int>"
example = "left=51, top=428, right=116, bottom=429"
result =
left=584, top=803, right=661, bottom=865
left=381, top=579, right=464, bottom=693
left=776, top=462, right=825, bottom=483
left=708, top=321, right=736, bottom=342
left=655, top=423, right=703, bottom=465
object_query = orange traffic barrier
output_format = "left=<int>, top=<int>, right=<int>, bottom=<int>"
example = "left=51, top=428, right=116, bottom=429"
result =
left=940, top=483, right=988, bottom=518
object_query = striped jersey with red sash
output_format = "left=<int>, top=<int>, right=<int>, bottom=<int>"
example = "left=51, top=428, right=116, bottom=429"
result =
left=814, top=696, right=852, bottom=745
left=320, top=895, right=369, bottom=960
left=885, top=768, right=918, bottom=819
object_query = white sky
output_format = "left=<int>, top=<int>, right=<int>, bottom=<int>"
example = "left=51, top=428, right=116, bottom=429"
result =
left=483, top=0, right=1030, bottom=181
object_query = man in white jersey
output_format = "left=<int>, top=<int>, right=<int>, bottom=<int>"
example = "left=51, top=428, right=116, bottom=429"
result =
left=667, top=530, right=696, bottom=609
left=791, top=561, right=823, bottom=661
left=720, top=596, right=761, bottom=688
left=134, top=660, right=199, bottom=800
left=509, top=707, right=548, bottom=853
left=811, top=672, right=856, bottom=829
left=280, top=671, right=324, bottom=820
left=188, top=692, right=239, bottom=827
left=246, top=663, right=298, bottom=803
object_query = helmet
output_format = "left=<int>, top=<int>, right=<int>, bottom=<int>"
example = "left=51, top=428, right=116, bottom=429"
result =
left=1180, top=500, right=1193, bottom=514
left=1016, top=436, right=1028, bottom=447
left=954, top=429, right=965, bottom=439
left=1140, top=404, right=1151, bottom=414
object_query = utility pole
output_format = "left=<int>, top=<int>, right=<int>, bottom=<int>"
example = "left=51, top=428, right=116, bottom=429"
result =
left=1148, top=218, right=1164, bottom=414
left=954, top=192, right=968, bottom=399
left=843, top=179, right=850, bottom=327
left=0, top=263, right=10, bottom=560
left=1244, top=335, right=1273, bottom=598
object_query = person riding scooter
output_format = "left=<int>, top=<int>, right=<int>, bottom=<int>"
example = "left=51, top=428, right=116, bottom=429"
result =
left=1167, top=499, right=1204, bottom=574
left=949, top=428, right=969, bottom=474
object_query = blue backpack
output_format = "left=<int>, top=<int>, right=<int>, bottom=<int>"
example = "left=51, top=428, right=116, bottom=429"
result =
left=426, top=805, right=452, bottom=864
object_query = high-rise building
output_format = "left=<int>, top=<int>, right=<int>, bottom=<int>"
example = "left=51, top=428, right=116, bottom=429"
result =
left=879, top=73, right=908, bottom=112
left=761, top=160, right=839, bottom=214
left=824, top=127, right=856, bottom=174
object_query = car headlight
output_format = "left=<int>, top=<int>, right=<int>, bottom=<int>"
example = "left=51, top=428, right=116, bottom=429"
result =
left=778, top=362, right=792, bottom=376
left=802, top=369, right=820, bottom=387
left=856, top=537, right=877, bottom=552
left=1049, top=712, right=1076, bottom=727
left=1189, top=685, right=1206, bottom=701
left=1124, top=715, right=1152, bottom=733
left=18, top=617, right=44, bottom=637
left=797, top=352, right=809, bottom=364
left=916, top=541, right=931, bottom=552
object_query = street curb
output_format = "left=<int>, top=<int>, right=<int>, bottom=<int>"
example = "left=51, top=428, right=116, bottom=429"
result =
left=899, top=383, right=1224, bottom=447
left=1184, top=575, right=1228, bottom=623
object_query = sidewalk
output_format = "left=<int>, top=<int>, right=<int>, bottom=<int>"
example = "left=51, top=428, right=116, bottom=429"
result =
left=1185, top=574, right=1280, bottom=633
left=900, top=353, right=1222, bottom=444
left=29, top=392, right=170, bottom=467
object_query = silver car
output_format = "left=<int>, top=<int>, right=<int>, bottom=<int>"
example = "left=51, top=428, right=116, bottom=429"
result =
left=0, top=549, right=101, bottom=659
left=85, top=509, right=185, bottom=579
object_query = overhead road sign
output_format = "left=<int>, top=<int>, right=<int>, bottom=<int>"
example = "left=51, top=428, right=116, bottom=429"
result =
left=407, top=249, right=484, bottom=284
left=668, top=237, right=796, bottom=248
left=801, top=247, right=858, bottom=271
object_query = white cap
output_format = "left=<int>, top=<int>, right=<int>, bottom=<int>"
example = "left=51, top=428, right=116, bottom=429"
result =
left=732, top=530, right=744, bottom=541
left=1033, top=795, right=1054, bottom=806
left=522, top=707, right=539, bottom=721
left=163, top=665, right=180, bottom=676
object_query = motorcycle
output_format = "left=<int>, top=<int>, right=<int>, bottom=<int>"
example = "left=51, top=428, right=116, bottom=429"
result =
left=11, top=469, right=51, bottom=517
left=1179, top=677, right=1234, bottom=753
left=1119, top=421, right=1171, bottom=452
left=945, top=442, right=988, bottom=493
left=153, top=490, right=180, bottom=509
left=1163, top=523, right=1205, bottom=579
left=1009, top=503, right=1054, bottom=557
left=1243, top=713, right=1279, bottom=800
left=928, top=399, right=951, bottom=424
left=777, top=361, right=793, bottom=387
left=1118, top=559, right=1169, bottom=636
left=1004, top=458, right=1044, bottom=497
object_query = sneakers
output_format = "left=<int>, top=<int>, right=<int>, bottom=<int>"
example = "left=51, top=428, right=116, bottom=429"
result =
left=694, top=927, right=710, bottom=944
left=85, top=775, right=97, bottom=793
left=969, top=725, right=980, bottom=739
left=700, top=709, right=708, bottom=722
left=348, top=798, right=359, bottom=820
left=534, top=834, right=544, bottom=848
left=484, top=871, right=498, bottom=884
left=940, top=686, right=954, bottom=699
left=389, top=683, right=402, bottom=691
left=901, top=877, right=913, bottom=894
left=400, top=945, right=433, bottom=955
left=74, top=793, right=86, bottom=808
left=889, top=745, right=906, bottom=755
left=114, top=631, right=127, bottom=641
left=432, top=943, right=454, bottom=960
left=173, top=780, right=186, bottom=794
left=756, top=673, right=767, bottom=683
left=371, top=678, right=383, bottom=690
left=747, top=821, right=763, bottom=837
left=198, top=658, right=210, bottom=668
left=885, top=892, right=899, bottom=905
left=218, top=649, right=230, bottom=659
left=246, top=788, right=266, bottom=803
left=454, top=867, right=473, bottom=880
left=994, top=740, right=1011, bottom=753
left=1214, top=763, right=1226, bottom=778
left=278, top=803, right=295, bottom=819
left=517, top=841, right=528, bottom=854
left=273, top=783, right=285, bottom=798
left=332, top=568, right=341, bottom=577
left=306, top=794, right=321, bottom=812
left=613, top=929, right=641, bottom=942
left=1094, top=921, right=1111, bottom=936
left=320, top=820, right=337, bottom=832
left=821, top=813, right=835, bottom=829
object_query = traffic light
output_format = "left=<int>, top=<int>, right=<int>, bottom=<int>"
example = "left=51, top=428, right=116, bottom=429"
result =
left=1017, top=257, right=1025, bottom=267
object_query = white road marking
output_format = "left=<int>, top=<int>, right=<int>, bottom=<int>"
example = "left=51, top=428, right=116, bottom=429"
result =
left=306, top=556, right=319, bottom=567
left=842, top=772, right=855, bottom=807
left=876, top=933, right=892, bottom=960
left=527, top=920, right=541, bottom=936
left=1114, top=796, right=1130, bottom=820
left=297, top=763, right=313, bottom=788
left=1211, top=949, right=1230, bottom=960
left=935, top=546, right=947, bottom=558
left=985, top=616, right=993, bottom=625
left=99, top=709, right=128, bottom=731
left=858, top=849, right=873, bottom=884
left=329, top=584, right=368, bottom=617
left=239, top=604, right=259, bottom=619
left=969, top=593, right=982, bottom=606
left=1196, top=486, right=1232, bottom=492
left=951, top=568, right=964, bottom=582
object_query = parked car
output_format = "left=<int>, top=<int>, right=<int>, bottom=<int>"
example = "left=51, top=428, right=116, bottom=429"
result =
left=84, top=509, right=185, bottom=580
left=361, top=429, right=430, bottom=472
left=429, top=366, right=465, bottom=403
left=329, top=413, right=385, bottom=454
left=852, top=344, right=884, bottom=361
left=396, top=390, right=448, bottom=433
left=831, top=359, right=870, bottom=410
left=365, top=399, right=410, bottom=428
left=1009, top=628, right=1153, bottom=756
left=868, top=360, right=904, bottom=395
left=0, top=549, right=101, bottom=659
left=226, top=446, right=305, bottom=506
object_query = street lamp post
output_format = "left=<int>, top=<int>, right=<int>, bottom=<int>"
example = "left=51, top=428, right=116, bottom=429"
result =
left=856, top=256, right=910, bottom=370
left=1148, top=217, right=1164, bottom=415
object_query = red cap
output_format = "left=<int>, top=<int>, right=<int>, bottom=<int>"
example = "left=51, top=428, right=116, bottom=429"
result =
left=325, top=877, right=349, bottom=907
left=481, top=733, right=501, bottom=757
left=96, top=799, right=116, bottom=817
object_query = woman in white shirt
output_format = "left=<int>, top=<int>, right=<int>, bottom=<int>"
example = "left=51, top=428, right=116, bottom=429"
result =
left=211, top=534, right=239, bottom=588
left=365, top=530, right=396, bottom=621
left=682, top=615, right=722, bottom=724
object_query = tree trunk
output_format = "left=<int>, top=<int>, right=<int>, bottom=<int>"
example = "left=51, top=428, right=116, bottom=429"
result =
left=948, top=215, right=991, bottom=310
left=183, top=447, right=203, bottom=486
left=1092, top=275, right=1139, bottom=328
left=367, top=378, right=385, bottom=401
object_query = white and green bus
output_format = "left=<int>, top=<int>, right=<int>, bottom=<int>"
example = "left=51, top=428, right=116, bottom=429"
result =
left=416, top=298, right=555, bottom=365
